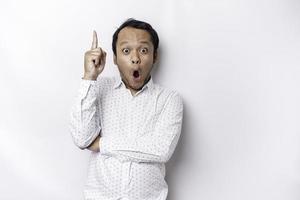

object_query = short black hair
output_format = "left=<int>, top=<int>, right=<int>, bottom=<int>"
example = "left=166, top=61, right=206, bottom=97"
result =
left=112, top=18, right=159, bottom=56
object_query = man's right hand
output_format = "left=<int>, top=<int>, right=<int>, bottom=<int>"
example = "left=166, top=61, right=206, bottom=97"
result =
left=83, top=30, right=107, bottom=80
left=87, top=135, right=100, bottom=152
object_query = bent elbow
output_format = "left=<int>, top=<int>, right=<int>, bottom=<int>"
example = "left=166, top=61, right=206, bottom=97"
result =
left=72, top=138, right=89, bottom=150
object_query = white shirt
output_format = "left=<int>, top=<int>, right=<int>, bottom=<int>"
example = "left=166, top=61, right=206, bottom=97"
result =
left=69, top=76, right=183, bottom=200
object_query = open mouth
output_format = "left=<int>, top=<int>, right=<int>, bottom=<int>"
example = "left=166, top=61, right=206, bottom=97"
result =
left=133, top=70, right=140, bottom=79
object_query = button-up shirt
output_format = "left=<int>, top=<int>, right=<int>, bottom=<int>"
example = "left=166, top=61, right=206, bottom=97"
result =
left=69, top=76, right=183, bottom=200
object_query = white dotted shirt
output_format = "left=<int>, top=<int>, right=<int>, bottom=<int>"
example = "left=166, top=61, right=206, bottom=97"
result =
left=69, top=76, right=183, bottom=200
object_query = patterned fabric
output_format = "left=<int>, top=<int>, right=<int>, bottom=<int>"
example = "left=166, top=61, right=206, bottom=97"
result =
left=69, top=76, right=183, bottom=200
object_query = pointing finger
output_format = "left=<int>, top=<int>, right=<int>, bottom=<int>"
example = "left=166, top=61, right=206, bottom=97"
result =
left=91, top=30, right=98, bottom=50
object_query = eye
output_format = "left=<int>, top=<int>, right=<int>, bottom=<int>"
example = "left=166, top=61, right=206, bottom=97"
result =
left=140, top=48, right=148, bottom=54
left=122, top=48, right=130, bottom=54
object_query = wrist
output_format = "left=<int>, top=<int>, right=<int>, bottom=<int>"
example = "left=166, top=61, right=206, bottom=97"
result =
left=83, top=74, right=97, bottom=80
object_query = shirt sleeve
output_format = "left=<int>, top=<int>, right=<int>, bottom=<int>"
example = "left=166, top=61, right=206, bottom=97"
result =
left=69, top=78, right=101, bottom=149
left=99, top=91, right=184, bottom=163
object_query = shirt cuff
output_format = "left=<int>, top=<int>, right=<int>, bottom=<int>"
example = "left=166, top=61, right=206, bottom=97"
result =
left=99, top=136, right=112, bottom=156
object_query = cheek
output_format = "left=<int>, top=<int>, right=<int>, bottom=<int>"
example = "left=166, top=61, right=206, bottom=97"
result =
left=116, top=55, right=129, bottom=66
left=145, top=60, right=154, bottom=72
left=142, top=55, right=154, bottom=65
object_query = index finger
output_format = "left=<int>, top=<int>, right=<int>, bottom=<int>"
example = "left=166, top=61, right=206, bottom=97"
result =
left=91, top=30, right=98, bottom=49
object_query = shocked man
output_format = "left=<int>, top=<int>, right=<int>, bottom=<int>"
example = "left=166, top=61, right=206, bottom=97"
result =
left=69, top=18, right=183, bottom=200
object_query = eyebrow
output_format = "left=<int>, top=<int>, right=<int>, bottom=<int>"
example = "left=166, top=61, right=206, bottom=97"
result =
left=139, top=41, right=151, bottom=44
left=119, top=41, right=151, bottom=46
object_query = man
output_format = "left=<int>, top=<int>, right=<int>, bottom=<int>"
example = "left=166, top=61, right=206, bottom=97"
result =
left=69, top=18, right=183, bottom=200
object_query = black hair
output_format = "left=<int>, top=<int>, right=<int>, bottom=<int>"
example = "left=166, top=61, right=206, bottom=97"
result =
left=112, top=18, right=159, bottom=56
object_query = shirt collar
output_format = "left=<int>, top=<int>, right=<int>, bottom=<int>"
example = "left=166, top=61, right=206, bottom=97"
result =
left=113, top=76, right=154, bottom=93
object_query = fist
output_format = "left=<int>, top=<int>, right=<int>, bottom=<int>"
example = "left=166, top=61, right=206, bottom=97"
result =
left=83, top=31, right=107, bottom=80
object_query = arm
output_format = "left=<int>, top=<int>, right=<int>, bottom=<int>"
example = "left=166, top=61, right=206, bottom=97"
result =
left=69, top=80, right=101, bottom=149
left=99, top=92, right=184, bottom=163
left=69, top=31, right=106, bottom=150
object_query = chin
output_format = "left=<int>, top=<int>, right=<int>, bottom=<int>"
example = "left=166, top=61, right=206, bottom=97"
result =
left=131, top=79, right=145, bottom=89
left=123, top=73, right=148, bottom=90
left=130, top=82, right=143, bottom=90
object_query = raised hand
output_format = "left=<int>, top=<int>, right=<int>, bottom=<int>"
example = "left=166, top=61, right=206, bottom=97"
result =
left=83, top=31, right=107, bottom=80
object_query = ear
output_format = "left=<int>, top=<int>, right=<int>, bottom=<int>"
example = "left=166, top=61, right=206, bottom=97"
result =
left=153, top=51, right=158, bottom=64
left=113, top=54, right=117, bottom=65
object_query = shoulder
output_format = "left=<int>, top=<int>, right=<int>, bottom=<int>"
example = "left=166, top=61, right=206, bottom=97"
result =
left=95, top=76, right=119, bottom=91
left=96, top=76, right=116, bottom=86
left=152, top=83, right=184, bottom=109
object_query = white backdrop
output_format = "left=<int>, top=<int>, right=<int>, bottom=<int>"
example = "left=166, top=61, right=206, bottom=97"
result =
left=1, top=0, right=300, bottom=199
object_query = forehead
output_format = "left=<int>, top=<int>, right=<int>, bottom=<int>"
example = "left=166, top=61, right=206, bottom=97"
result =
left=117, top=27, right=152, bottom=45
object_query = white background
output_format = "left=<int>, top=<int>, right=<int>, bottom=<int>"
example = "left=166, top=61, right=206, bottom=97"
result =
left=0, top=0, right=300, bottom=199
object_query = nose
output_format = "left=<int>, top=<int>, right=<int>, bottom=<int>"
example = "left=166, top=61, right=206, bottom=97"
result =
left=131, top=59, right=140, bottom=64
left=131, top=51, right=140, bottom=64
